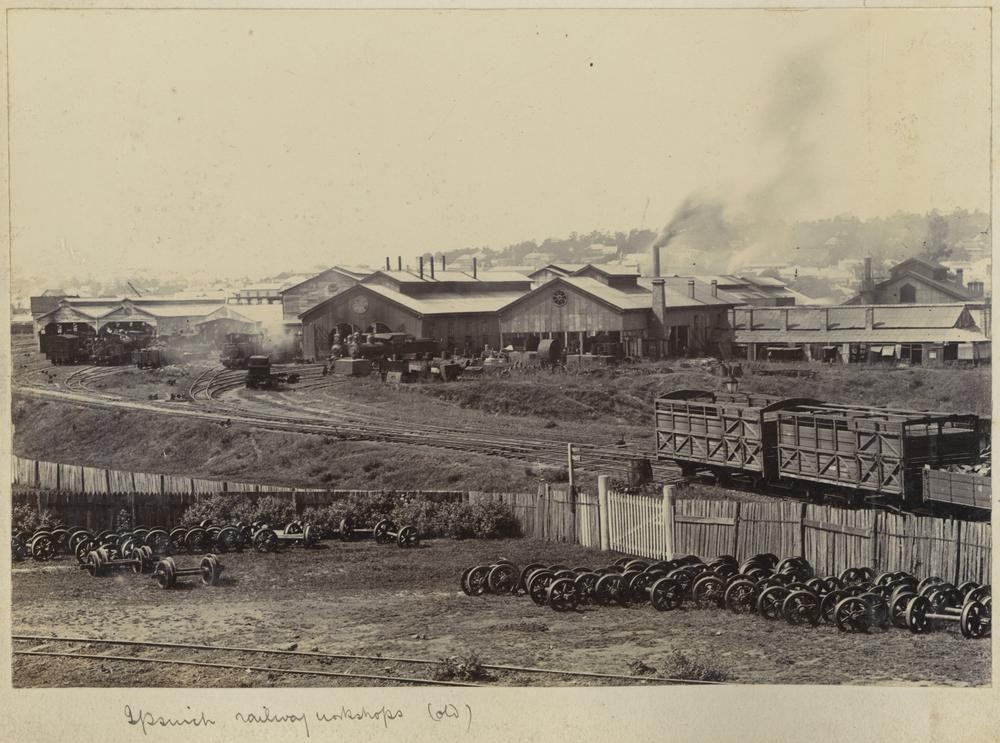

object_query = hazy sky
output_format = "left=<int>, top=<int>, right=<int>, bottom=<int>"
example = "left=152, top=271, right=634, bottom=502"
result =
left=8, top=8, right=991, bottom=283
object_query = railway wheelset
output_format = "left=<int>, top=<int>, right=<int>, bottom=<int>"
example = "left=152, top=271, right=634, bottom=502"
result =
left=336, top=518, right=421, bottom=548
left=459, top=553, right=992, bottom=638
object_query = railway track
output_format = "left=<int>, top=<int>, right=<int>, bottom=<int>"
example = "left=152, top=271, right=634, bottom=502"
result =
left=11, top=635, right=721, bottom=686
left=15, top=366, right=682, bottom=483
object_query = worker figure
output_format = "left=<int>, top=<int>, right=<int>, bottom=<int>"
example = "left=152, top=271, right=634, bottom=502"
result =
left=321, top=365, right=329, bottom=377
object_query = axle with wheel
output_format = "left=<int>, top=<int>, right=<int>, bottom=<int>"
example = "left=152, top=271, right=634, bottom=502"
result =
left=251, top=523, right=319, bottom=552
left=905, top=594, right=992, bottom=639
left=151, top=555, right=225, bottom=589
left=80, top=546, right=152, bottom=577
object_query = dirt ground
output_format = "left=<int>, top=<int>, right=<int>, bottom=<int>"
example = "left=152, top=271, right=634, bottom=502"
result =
left=12, top=538, right=990, bottom=687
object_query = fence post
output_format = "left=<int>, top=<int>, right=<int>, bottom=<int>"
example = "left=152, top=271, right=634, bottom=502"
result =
left=953, top=519, right=962, bottom=586
left=597, top=475, right=611, bottom=551
left=798, top=502, right=807, bottom=558
left=33, top=458, right=40, bottom=488
left=732, top=501, right=742, bottom=558
left=869, top=512, right=879, bottom=571
left=661, top=485, right=676, bottom=560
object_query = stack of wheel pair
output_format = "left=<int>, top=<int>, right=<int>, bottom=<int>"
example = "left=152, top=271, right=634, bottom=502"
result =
left=13, top=524, right=98, bottom=562
left=72, top=527, right=175, bottom=565
left=167, top=521, right=255, bottom=554
left=459, top=554, right=720, bottom=612
left=720, top=563, right=992, bottom=638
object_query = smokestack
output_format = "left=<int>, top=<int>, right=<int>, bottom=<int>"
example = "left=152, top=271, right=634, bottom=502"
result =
left=956, top=268, right=964, bottom=286
left=651, top=278, right=666, bottom=358
left=419, top=256, right=424, bottom=279
left=397, top=256, right=402, bottom=271
left=472, top=257, right=478, bottom=279
left=430, top=256, right=435, bottom=279
left=863, top=257, right=873, bottom=287
left=385, top=257, right=391, bottom=271
left=687, top=279, right=695, bottom=299
left=441, top=255, right=446, bottom=271
left=711, top=280, right=718, bottom=298
left=651, top=243, right=661, bottom=278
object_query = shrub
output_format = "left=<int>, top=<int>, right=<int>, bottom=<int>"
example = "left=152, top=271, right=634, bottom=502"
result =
left=12, top=503, right=56, bottom=535
left=391, top=498, right=446, bottom=537
left=176, top=491, right=520, bottom=540
left=438, top=501, right=478, bottom=539
left=343, top=490, right=397, bottom=526
left=252, top=496, right=298, bottom=528
left=471, top=499, right=519, bottom=539
left=178, top=492, right=261, bottom=527
left=299, top=503, right=348, bottom=538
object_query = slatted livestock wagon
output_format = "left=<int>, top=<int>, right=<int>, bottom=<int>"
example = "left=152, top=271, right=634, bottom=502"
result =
left=653, top=390, right=819, bottom=482
left=772, top=402, right=980, bottom=507
left=655, top=389, right=987, bottom=512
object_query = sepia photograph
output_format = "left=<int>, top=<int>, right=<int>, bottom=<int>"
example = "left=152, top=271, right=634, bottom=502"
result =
left=4, top=2, right=994, bottom=716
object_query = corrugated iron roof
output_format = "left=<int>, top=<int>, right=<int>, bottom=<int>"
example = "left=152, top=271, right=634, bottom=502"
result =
left=638, top=276, right=741, bottom=307
left=572, top=264, right=640, bottom=278
left=735, top=328, right=989, bottom=344
left=362, top=284, right=525, bottom=315
left=559, top=277, right=651, bottom=310
left=733, top=304, right=971, bottom=332
left=365, top=269, right=529, bottom=285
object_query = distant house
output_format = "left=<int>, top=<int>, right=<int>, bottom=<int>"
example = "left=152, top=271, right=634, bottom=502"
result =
left=846, top=256, right=977, bottom=305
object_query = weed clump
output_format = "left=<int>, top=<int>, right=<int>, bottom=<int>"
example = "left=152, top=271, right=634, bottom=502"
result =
left=658, top=651, right=731, bottom=683
left=433, top=653, right=492, bottom=682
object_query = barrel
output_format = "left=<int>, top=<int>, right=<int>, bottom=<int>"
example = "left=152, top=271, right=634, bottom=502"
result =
left=537, top=338, right=564, bottom=362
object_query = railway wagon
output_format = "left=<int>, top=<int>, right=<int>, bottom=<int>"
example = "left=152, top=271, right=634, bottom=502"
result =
left=653, top=389, right=818, bottom=480
left=655, top=389, right=985, bottom=509
left=922, top=467, right=992, bottom=511
left=772, top=402, right=980, bottom=506
left=45, top=334, right=88, bottom=365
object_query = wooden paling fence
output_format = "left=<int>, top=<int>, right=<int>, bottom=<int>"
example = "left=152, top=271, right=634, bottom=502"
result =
left=10, top=454, right=991, bottom=582
left=603, top=480, right=991, bottom=584
left=12, top=456, right=597, bottom=542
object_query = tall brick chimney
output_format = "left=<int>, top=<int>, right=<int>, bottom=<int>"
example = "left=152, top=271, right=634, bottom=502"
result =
left=651, top=242, right=661, bottom=278
left=651, top=279, right=666, bottom=358
left=860, top=257, right=876, bottom=303
left=430, top=256, right=435, bottom=279
left=956, top=268, right=964, bottom=286
left=472, top=257, right=478, bottom=279
left=419, top=256, right=424, bottom=279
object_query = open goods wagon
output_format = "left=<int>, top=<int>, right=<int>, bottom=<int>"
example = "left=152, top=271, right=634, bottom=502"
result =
left=655, top=389, right=986, bottom=511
